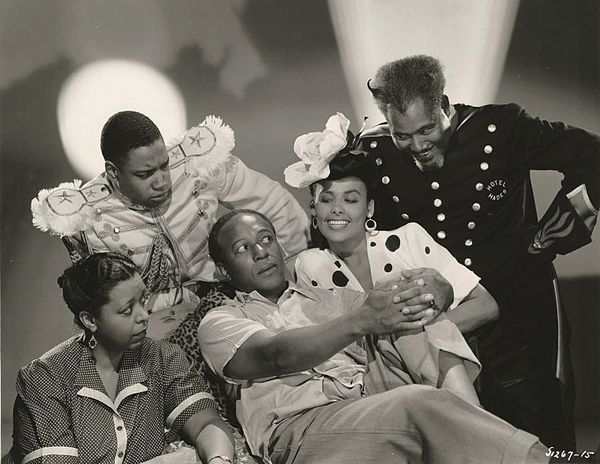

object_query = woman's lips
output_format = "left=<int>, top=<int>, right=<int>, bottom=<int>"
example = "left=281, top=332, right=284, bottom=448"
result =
left=326, top=219, right=350, bottom=229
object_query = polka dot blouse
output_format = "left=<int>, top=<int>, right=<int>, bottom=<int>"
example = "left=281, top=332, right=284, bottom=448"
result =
left=295, top=222, right=480, bottom=309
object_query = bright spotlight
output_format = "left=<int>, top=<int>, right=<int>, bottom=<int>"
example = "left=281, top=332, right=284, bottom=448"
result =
left=57, top=60, right=186, bottom=180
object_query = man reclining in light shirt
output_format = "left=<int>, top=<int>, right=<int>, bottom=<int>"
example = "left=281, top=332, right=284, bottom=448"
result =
left=198, top=208, right=552, bottom=464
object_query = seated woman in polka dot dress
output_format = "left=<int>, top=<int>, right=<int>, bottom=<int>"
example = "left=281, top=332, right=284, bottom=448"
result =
left=285, top=113, right=499, bottom=403
left=5, top=253, right=235, bottom=464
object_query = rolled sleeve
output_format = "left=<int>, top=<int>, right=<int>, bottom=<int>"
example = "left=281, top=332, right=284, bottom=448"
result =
left=13, top=363, right=79, bottom=464
left=198, top=307, right=268, bottom=381
left=160, top=343, right=218, bottom=433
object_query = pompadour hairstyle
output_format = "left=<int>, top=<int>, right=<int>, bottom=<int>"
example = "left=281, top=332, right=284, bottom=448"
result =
left=100, top=111, right=163, bottom=167
left=57, top=252, right=138, bottom=328
left=368, top=55, right=446, bottom=115
left=208, top=209, right=275, bottom=266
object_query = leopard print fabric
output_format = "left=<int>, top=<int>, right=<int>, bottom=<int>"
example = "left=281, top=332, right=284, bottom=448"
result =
left=168, top=283, right=237, bottom=423
left=168, top=283, right=262, bottom=464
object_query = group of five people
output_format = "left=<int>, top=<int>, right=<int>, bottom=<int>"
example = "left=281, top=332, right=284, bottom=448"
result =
left=8, top=55, right=599, bottom=463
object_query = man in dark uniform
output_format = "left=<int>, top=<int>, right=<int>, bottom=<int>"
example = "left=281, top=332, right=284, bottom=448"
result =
left=358, top=55, right=599, bottom=449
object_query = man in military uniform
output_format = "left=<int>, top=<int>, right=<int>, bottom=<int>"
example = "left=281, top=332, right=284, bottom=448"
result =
left=32, top=111, right=310, bottom=340
left=358, top=55, right=599, bottom=449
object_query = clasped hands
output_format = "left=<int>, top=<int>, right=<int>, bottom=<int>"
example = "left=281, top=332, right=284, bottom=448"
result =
left=360, top=268, right=454, bottom=335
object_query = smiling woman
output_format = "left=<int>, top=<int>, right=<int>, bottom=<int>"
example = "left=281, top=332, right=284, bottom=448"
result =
left=4, top=253, right=235, bottom=464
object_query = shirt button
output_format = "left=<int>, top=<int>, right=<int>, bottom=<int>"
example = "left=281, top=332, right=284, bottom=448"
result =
left=382, top=176, right=390, bottom=184
left=475, top=183, right=484, bottom=191
left=472, top=203, right=481, bottom=211
left=464, top=258, right=472, bottom=266
left=480, top=162, right=489, bottom=171
left=392, top=195, right=400, bottom=203
left=370, top=141, right=378, bottom=148
left=487, top=124, right=496, bottom=133
left=467, top=221, right=476, bottom=230
left=437, top=231, right=446, bottom=239
left=484, top=145, right=493, bottom=154
left=118, top=451, right=124, bottom=457
left=465, top=239, right=473, bottom=246
left=376, top=157, right=383, bottom=166
left=433, top=198, right=442, bottom=207
left=401, top=213, right=410, bottom=220
left=437, top=213, right=445, bottom=222
left=431, top=181, right=440, bottom=190
left=117, top=425, right=124, bottom=431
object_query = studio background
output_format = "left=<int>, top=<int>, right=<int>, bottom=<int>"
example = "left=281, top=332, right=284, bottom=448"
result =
left=1, top=0, right=598, bottom=452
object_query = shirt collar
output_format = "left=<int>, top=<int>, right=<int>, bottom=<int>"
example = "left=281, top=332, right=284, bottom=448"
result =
left=234, top=281, right=318, bottom=305
left=74, top=335, right=148, bottom=393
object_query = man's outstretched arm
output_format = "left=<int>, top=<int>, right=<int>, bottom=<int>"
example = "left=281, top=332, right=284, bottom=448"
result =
left=214, top=284, right=431, bottom=381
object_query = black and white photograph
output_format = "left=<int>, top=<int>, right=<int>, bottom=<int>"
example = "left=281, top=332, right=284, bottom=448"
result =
left=1, top=1, right=599, bottom=463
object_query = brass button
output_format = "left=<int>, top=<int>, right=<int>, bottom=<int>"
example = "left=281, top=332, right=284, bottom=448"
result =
left=437, top=231, right=446, bottom=239
left=376, top=157, right=383, bottom=166
left=465, top=239, right=473, bottom=247
left=480, top=162, right=489, bottom=171
left=467, top=221, right=476, bottom=230
left=401, top=213, right=410, bottom=220
left=464, top=258, right=472, bottom=266
left=382, top=176, right=390, bottom=184
left=472, top=203, right=481, bottom=212
left=392, top=195, right=400, bottom=203
left=437, top=213, right=445, bottom=222
left=487, top=124, right=496, bottom=133
left=431, top=181, right=440, bottom=190
left=433, top=198, right=442, bottom=207
left=475, top=183, right=484, bottom=191
left=484, top=145, right=493, bottom=154
left=370, top=141, right=378, bottom=148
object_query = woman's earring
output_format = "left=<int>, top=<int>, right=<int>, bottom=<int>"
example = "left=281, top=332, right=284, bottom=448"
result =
left=365, top=217, right=377, bottom=232
left=84, top=331, right=97, bottom=349
left=312, top=216, right=318, bottom=229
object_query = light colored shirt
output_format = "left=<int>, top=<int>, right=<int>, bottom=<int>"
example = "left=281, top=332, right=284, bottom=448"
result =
left=198, top=281, right=480, bottom=461
left=11, top=336, right=216, bottom=464
left=295, top=222, right=480, bottom=310
left=198, top=284, right=367, bottom=459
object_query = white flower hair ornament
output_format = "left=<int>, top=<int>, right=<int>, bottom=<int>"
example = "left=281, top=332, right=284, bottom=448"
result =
left=284, top=112, right=367, bottom=188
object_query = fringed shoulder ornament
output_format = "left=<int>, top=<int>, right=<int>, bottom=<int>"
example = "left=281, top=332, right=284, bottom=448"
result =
left=166, top=115, right=236, bottom=178
left=31, top=180, right=110, bottom=236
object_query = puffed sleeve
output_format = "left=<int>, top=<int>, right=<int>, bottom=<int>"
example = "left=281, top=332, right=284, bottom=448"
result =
left=161, top=342, right=219, bottom=434
left=213, top=156, right=310, bottom=262
left=12, top=362, right=79, bottom=463
left=294, top=249, right=330, bottom=289
left=401, top=223, right=480, bottom=309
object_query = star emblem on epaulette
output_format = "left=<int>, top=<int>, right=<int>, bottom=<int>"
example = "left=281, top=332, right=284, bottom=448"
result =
left=57, top=191, right=75, bottom=203
left=189, top=130, right=208, bottom=148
